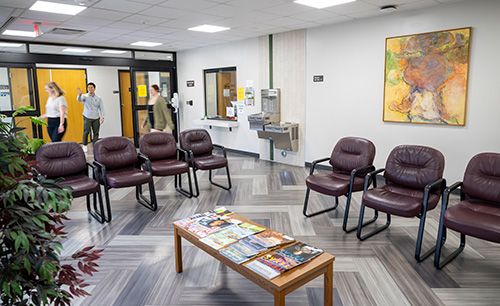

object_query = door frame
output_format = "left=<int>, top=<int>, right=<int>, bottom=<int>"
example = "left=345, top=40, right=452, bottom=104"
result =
left=118, top=69, right=132, bottom=138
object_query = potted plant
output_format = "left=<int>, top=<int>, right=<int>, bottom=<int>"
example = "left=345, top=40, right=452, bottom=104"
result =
left=0, top=107, right=102, bottom=306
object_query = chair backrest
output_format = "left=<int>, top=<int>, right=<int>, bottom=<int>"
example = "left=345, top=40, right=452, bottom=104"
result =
left=462, top=152, right=500, bottom=204
left=139, top=132, right=177, bottom=161
left=94, top=137, right=137, bottom=170
left=179, top=129, right=213, bottom=157
left=35, top=141, right=86, bottom=177
left=384, top=145, right=444, bottom=189
left=329, top=137, right=376, bottom=174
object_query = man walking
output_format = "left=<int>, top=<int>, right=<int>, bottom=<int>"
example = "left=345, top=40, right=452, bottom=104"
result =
left=76, top=82, right=105, bottom=152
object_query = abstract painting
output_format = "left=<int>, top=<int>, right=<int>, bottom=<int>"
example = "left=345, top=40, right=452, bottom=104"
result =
left=383, top=27, right=471, bottom=125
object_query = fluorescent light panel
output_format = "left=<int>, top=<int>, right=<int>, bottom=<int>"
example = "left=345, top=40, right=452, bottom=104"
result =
left=0, top=43, right=24, bottom=47
left=30, top=1, right=87, bottom=16
left=131, top=41, right=162, bottom=47
left=2, top=30, right=36, bottom=37
left=63, top=47, right=91, bottom=53
left=101, top=50, right=127, bottom=54
left=188, top=25, right=230, bottom=33
left=294, top=0, right=356, bottom=9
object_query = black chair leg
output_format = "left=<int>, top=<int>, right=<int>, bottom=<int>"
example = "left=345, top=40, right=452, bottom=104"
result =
left=136, top=179, right=158, bottom=211
left=208, top=166, right=232, bottom=190
left=303, top=188, right=339, bottom=217
left=357, top=203, right=390, bottom=240
left=86, top=188, right=105, bottom=223
left=101, top=185, right=112, bottom=222
left=343, top=193, right=378, bottom=233
left=435, top=228, right=466, bottom=269
left=191, top=167, right=200, bottom=198
left=414, top=211, right=436, bottom=262
left=175, top=171, right=193, bottom=198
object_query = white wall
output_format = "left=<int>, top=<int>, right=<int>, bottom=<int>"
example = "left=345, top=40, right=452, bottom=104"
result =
left=306, top=0, right=500, bottom=182
left=177, top=38, right=261, bottom=153
left=36, top=64, right=127, bottom=138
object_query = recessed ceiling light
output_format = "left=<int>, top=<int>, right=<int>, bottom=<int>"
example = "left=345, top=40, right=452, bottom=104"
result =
left=0, top=42, right=24, bottom=47
left=294, top=0, right=356, bottom=9
left=30, top=1, right=87, bottom=16
left=131, top=41, right=162, bottom=47
left=63, top=47, right=91, bottom=53
left=101, top=50, right=127, bottom=54
left=188, top=25, right=230, bottom=33
left=2, top=30, right=36, bottom=37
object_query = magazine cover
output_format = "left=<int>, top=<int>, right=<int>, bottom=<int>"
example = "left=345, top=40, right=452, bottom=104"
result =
left=220, top=247, right=251, bottom=264
left=257, top=253, right=299, bottom=273
left=197, top=217, right=235, bottom=231
left=173, top=213, right=204, bottom=228
left=238, top=237, right=268, bottom=252
left=218, top=226, right=255, bottom=241
left=200, top=231, right=238, bottom=250
left=204, top=207, right=234, bottom=218
left=239, top=222, right=265, bottom=234
left=228, top=241, right=260, bottom=257
left=276, top=242, right=323, bottom=263
left=248, top=231, right=294, bottom=248
left=246, top=260, right=280, bottom=279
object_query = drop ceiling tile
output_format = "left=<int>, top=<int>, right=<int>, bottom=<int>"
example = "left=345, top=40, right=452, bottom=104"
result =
left=362, top=0, right=416, bottom=5
left=315, top=15, right=355, bottom=25
left=324, top=1, right=378, bottom=14
left=107, top=21, right=151, bottom=31
left=93, top=0, right=152, bottom=14
left=159, top=0, right=218, bottom=10
left=159, top=19, right=199, bottom=30
left=32, top=34, right=73, bottom=43
left=285, top=21, right=322, bottom=30
left=291, top=10, right=340, bottom=22
left=234, top=10, right=282, bottom=23
left=256, top=2, right=314, bottom=16
left=20, top=10, right=73, bottom=23
left=78, top=8, right=131, bottom=21
left=138, top=6, right=191, bottom=19
left=57, top=22, right=101, bottom=32
left=0, top=7, right=14, bottom=21
left=263, top=17, right=305, bottom=27
left=123, top=14, right=167, bottom=25
left=0, top=0, right=33, bottom=9
left=95, top=26, right=136, bottom=35
left=201, top=4, right=250, bottom=17
left=128, top=30, right=163, bottom=38
left=399, top=0, right=447, bottom=11
left=225, top=0, right=288, bottom=10
left=142, top=25, right=179, bottom=34
left=212, top=18, right=253, bottom=28
left=65, top=16, right=115, bottom=27
left=129, top=0, right=166, bottom=4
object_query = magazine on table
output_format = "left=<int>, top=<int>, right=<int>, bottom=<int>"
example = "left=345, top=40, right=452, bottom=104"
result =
left=275, top=242, right=323, bottom=264
left=246, top=253, right=299, bottom=279
left=172, top=213, right=204, bottom=229
left=247, top=230, right=295, bottom=248
left=245, top=260, right=280, bottom=279
left=197, top=217, right=236, bottom=232
left=220, top=247, right=252, bottom=264
left=218, top=225, right=255, bottom=241
left=200, top=231, right=239, bottom=250
left=204, top=207, right=234, bottom=218
left=238, top=222, right=265, bottom=234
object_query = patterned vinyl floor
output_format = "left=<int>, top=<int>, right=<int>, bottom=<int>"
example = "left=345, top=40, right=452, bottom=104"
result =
left=61, top=153, right=500, bottom=306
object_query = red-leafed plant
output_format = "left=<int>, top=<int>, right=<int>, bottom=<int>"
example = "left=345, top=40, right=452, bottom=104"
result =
left=0, top=107, right=102, bottom=306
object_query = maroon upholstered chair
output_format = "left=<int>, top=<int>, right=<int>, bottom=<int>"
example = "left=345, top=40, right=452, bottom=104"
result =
left=303, top=137, right=376, bottom=233
left=179, top=129, right=231, bottom=197
left=139, top=132, right=192, bottom=197
left=35, top=141, right=104, bottom=223
left=93, top=136, right=156, bottom=222
left=435, top=153, right=500, bottom=269
left=357, top=145, right=446, bottom=262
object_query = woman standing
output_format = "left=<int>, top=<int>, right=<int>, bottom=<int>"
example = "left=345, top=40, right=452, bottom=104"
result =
left=141, top=84, right=174, bottom=133
left=39, top=81, right=68, bottom=142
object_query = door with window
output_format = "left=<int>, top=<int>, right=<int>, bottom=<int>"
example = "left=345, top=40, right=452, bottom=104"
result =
left=131, top=69, right=175, bottom=144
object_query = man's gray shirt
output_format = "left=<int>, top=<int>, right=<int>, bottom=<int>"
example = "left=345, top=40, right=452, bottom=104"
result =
left=77, top=93, right=105, bottom=119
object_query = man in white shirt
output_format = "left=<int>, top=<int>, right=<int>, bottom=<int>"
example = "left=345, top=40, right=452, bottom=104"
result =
left=76, top=82, right=105, bottom=152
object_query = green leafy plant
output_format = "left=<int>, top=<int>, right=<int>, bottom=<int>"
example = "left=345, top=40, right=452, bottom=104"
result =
left=0, top=107, right=102, bottom=306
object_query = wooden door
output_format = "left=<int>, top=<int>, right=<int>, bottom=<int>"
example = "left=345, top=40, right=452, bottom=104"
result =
left=119, top=71, right=133, bottom=138
left=217, top=72, right=234, bottom=119
left=37, top=69, right=86, bottom=143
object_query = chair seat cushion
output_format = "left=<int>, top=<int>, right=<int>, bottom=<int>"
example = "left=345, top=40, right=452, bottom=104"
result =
left=59, top=175, right=99, bottom=198
left=104, top=167, right=152, bottom=188
left=444, top=199, right=500, bottom=243
left=306, top=172, right=364, bottom=197
left=193, top=155, right=227, bottom=170
left=362, top=184, right=440, bottom=217
left=150, top=159, right=189, bottom=176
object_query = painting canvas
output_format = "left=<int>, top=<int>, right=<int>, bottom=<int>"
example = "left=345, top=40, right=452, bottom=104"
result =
left=383, top=27, right=471, bottom=125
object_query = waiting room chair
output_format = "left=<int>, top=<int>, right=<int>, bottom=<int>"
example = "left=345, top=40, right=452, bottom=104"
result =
left=93, top=136, right=156, bottom=222
left=35, top=141, right=105, bottom=223
left=434, top=152, right=500, bottom=269
left=179, top=129, right=231, bottom=198
left=139, top=132, right=192, bottom=198
left=357, top=145, right=446, bottom=262
left=303, top=137, right=377, bottom=233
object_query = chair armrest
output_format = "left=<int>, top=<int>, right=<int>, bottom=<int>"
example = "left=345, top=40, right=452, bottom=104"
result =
left=213, top=144, right=227, bottom=158
left=350, top=164, right=376, bottom=187
left=86, top=161, right=97, bottom=178
left=422, top=178, right=447, bottom=212
left=442, top=181, right=463, bottom=210
left=93, top=160, right=107, bottom=183
left=138, top=152, right=152, bottom=172
left=177, top=148, right=190, bottom=162
left=364, top=168, right=385, bottom=190
left=309, top=157, right=330, bottom=175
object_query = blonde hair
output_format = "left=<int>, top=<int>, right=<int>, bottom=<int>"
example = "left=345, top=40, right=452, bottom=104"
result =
left=45, top=81, right=66, bottom=97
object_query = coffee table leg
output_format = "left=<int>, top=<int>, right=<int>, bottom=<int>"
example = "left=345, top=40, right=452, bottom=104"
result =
left=274, top=289, right=285, bottom=306
left=174, top=227, right=183, bottom=273
left=324, top=262, right=333, bottom=306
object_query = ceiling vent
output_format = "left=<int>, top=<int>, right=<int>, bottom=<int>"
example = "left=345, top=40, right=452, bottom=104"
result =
left=48, top=28, right=86, bottom=36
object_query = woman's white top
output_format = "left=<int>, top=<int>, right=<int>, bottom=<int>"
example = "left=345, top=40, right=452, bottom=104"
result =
left=45, top=96, right=68, bottom=118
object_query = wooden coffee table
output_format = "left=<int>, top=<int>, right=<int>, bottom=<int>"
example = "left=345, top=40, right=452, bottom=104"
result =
left=173, top=213, right=335, bottom=306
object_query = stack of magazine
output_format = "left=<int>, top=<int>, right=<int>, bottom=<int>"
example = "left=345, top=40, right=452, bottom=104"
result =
left=245, top=242, right=323, bottom=279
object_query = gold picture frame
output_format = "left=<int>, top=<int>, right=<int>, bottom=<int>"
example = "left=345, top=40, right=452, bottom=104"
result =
left=383, top=27, right=471, bottom=125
